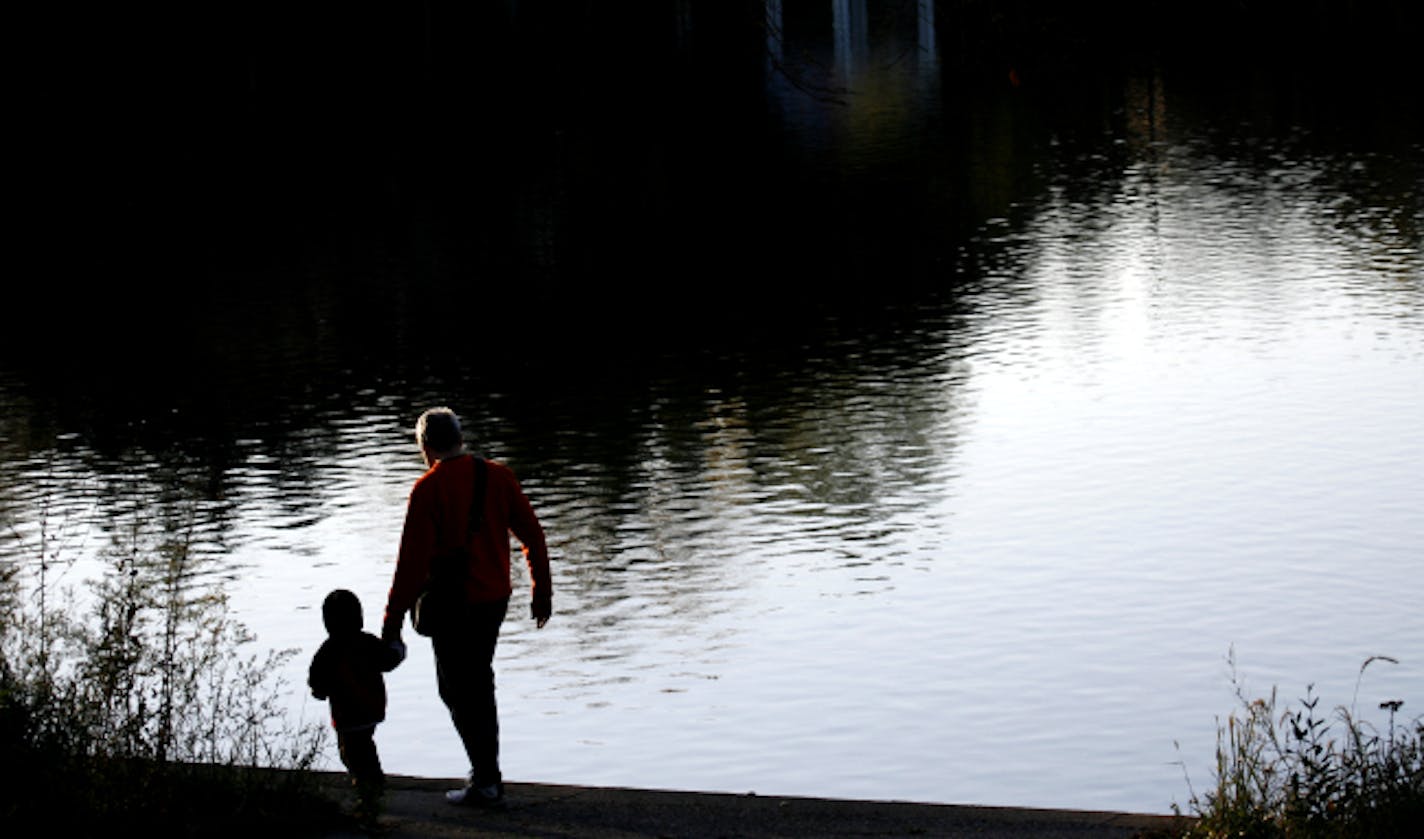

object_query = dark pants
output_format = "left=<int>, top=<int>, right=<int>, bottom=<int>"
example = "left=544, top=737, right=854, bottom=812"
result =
left=337, top=725, right=384, bottom=790
left=433, top=597, right=509, bottom=788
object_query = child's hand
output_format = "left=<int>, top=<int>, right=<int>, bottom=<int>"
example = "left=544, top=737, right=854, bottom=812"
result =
left=389, top=639, right=407, bottom=664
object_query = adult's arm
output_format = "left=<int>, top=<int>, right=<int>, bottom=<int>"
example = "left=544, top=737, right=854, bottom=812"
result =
left=504, top=468, right=552, bottom=622
left=382, top=480, right=436, bottom=640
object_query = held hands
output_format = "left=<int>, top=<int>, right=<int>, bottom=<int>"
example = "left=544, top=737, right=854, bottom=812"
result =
left=381, top=616, right=404, bottom=645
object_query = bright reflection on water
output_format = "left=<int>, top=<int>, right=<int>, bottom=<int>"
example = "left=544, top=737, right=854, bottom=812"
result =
left=2, top=14, right=1422, bottom=816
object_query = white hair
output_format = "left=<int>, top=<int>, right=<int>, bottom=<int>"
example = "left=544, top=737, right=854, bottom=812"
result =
left=415, top=406, right=463, bottom=455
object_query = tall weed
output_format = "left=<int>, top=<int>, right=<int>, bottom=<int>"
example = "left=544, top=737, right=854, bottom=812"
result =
left=1179, top=651, right=1423, bottom=838
left=1, top=505, right=332, bottom=834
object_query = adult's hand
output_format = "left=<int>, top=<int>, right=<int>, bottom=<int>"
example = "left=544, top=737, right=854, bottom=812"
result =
left=532, top=595, right=551, bottom=629
left=381, top=615, right=404, bottom=644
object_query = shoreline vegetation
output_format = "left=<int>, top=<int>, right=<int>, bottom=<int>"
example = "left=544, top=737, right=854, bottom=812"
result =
left=0, top=511, right=336, bottom=835
left=5, top=512, right=1421, bottom=835
left=1175, top=653, right=1423, bottom=838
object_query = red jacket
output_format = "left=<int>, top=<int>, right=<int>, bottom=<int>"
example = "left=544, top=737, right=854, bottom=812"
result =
left=383, top=454, right=551, bottom=636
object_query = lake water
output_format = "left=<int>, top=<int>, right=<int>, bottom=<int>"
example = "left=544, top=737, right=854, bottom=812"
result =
left=3, top=4, right=1422, bottom=815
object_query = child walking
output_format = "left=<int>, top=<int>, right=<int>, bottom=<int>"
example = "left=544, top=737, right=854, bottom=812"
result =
left=309, top=589, right=406, bottom=821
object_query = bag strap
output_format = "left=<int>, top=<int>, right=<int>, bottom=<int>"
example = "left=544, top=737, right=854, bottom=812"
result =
left=431, top=456, right=489, bottom=583
left=466, top=456, right=489, bottom=540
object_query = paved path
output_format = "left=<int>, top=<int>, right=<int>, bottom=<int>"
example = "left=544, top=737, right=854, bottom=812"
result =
left=317, top=774, right=1190, bottom=838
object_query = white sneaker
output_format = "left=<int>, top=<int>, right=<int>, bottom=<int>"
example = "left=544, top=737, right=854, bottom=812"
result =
left=445, top=782, right=505, bottom=809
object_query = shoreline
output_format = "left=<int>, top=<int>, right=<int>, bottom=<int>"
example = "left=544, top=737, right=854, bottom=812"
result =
left=316, top=772, right=1191, bottom=838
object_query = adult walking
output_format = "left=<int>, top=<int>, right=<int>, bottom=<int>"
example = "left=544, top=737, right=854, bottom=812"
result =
left=382, top=407, right=552, bottom=808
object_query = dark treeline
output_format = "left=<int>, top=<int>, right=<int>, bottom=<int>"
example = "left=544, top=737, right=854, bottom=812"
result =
left=22, top=0, right=1419, bottom=242
left=38, top=1, right=1421, bottom=106
left=941, top=0, right=1420, bottom=73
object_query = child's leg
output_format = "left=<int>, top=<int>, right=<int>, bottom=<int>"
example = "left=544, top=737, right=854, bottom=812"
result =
left=337, top=727, right=385, bottom=812
left=339, top=727, right=384, bottom=784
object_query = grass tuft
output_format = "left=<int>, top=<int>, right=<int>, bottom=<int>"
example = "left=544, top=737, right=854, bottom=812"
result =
left=1, top=505, right=339, bottom=835
left=1176, top=651, right=1423, bottom=838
